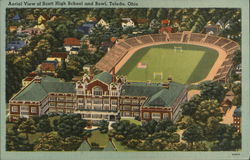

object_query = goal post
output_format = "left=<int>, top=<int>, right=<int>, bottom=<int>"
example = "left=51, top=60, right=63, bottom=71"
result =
left=153, top=72, right=163, bottom=80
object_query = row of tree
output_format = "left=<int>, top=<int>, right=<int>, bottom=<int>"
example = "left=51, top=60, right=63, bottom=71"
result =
left=6, top=114, right=90, bottom=151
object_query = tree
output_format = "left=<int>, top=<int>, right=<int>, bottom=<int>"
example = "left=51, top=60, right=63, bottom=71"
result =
left=193, top=99, right=222, bottom=123
left=37, top=118, right=52, bottom=134
left=182, top=123, right=204, bottom=149
left=99, top=120, right=109, bottom=133
left=34, top=132, right=64, bottom=151
left=200, top=81, right=226, bottom=102
left=63, top=136, right=83, bottom=151
left=18, top=119, right=37, bottom=142
left=181, top=95, right=203, bottom=116
left=56, top=114, right=88, bottom=138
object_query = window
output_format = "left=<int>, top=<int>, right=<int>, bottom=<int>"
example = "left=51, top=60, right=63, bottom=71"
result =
left=163, top=113, right=169, bottom=119
left=152, top=113, right=161, bottom=120
left=11, top=106, right=18, bottom=112
left=20, top=106, right=29, bottom=112
left=93, top=87, right=103, bottom=96
left=103, top=99, right=109, bottom=104
left=78, top=98, right=84, bottom=103
left=143, top=112, right=150, bottom=118
left=132, top=106, right=139, bottom=111
left=111, top=91, right=118, bottom=96
left=123, top=105, right=131, bottom=110
left=103, top=106, right=109, bottom=110
left=132, top=100, right=139, bottom=105
left=31, top=107, right=37, bottom=113
left=66, top=103, right=73, bottom=107
left=93, top=99, right=102, bottom=104
left=111, top=100, right=117, bottom=105
left=57, top=103, right=64, bottom=107
left=77, top=90, right=84, bottom=95
left=86, top=99, right=91, bottom=104
left=49, top=97, right=56, bottom=101
left=57, top=97, right=65, bottom=101
left=50, top=102, right=56, bottom=107
left=123, top=99, right=131, bottom=104
left=93, top=106, right=102, bottom=110
left=124, top=112, right=131, bottom=117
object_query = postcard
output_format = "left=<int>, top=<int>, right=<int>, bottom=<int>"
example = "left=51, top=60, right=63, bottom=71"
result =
left=0, top=0, right=249, bottom=160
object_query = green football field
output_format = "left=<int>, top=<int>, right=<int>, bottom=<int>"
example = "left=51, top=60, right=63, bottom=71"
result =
left=117, top=44, right=218, bottom=84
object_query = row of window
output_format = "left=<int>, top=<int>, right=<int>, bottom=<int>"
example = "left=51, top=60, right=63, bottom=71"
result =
left=143, top=112, right=169, bottom=119
left=11, top=106, right=37, bottom=113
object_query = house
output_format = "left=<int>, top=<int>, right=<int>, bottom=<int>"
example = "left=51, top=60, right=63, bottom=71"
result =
left=64, top=38, right=81, bottom=52
left=6, top=40, right=26, bottom=54
left=37, top=15, right=46, bottom=24
left=40, top=60, right=58, bottom=74
left=47, top=52, right=68, bottom=66
left=233, top=107, right=241, bottom=132
left=69, top=47, right=80, bottom=55
left=78, top=22, right=96, bottom=34
left=22, top=27, right=43, bottom=36
left=161, top=19, right=170, bottom=25
left=26, top=14, right=35, bottom=21
left=221, top=91, right=234, bottom=113
left=34, top=24, right=46, bottom=30
left=96, top=19, right=109, bottom=29
left=134, top=18, right=149, bottom=27
left=9, top=26, right=17, bottom=32
left=12, top=14, right=21, bottom=21
left=9, top=71, right=187, bottom=123
left=235, top=64, right=242, bottom=74
left=22, top=72, right=38, bottom=87
left=121, top=18, right=135, bottom=29
left=160, top=26, right=172, bottom=33
left=149, top=19, right=160, bottom=29
left=204, top=22, right=220, bottom=35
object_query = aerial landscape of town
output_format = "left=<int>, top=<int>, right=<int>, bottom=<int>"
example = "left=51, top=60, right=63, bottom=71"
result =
left=5, top=8, right=241, bottom=151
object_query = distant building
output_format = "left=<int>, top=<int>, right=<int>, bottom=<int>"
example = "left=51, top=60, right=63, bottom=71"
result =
left=69, top=47, right=80, bottom=55
left=78, top=22, right=96, bottom=34
left=9, top=72, right=187, bottom=123
left=22, top=72, right=38, bottom=87
left=121, top=18, right=135, bottom=29
left=22, top=27, right=43, bottom=36
left=96, top=19, right=109, bottom=29
left=149, top=19, right=160, bottom=29
left=9, top=26, right=17, bottom=32
left=47, top=52, right=68, bottom=66
left=40, top=60, right=58, bottom=74
left=233, top=107, right=241, bottom=132
left=204, top=22, right=220, bottom=35
left=26, top=14, right=35, bottom=21
left=64, top=38, right=81, bottom=52
left=160, top=26, right=172, bottom=33
left=12, top=14, right=21, bottom=21
left=6, top=40, right=26, bottom=54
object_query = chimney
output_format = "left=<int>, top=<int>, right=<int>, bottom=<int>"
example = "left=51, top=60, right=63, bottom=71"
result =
left=163, top=81, right=169, bottom=89
left=89, top=67, right=93, bottom=80
left=34, top=76, right=42, bottom=83
left=112, top=68, right=116, bottom=83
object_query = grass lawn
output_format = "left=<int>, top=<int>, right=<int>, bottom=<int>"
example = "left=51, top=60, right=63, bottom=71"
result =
left=117, top=44, right=218, bottom=84
left=120, top=118, right=142, bottom=126
left=88, top=130, right=109, bottom=147
left=112, top=139, right=136, bottom=151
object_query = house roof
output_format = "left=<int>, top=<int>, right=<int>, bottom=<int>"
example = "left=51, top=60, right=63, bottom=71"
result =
left=6, top=40, right=25, bottom=51
left=12, top=14, right=21, bottom=20
left=161, top=19, right=170, bottom=24
left=50, top=52, right=68, bottom=58
left=13, top=76, right=75, bottom=101
left=121, top=82, right=185, bottom=107
left=78, top=22, right=96, bottom=34
left=92, top=72, right=113, bottom=84
left=160, top=27, right=172, bottom=33
left=64, top=38, right=81, bottom=46
left=41, top=63, right=56, bottom=71
left=26, top=14, right=35, bottom=20
left=233, top=107, right=241, bottom=117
